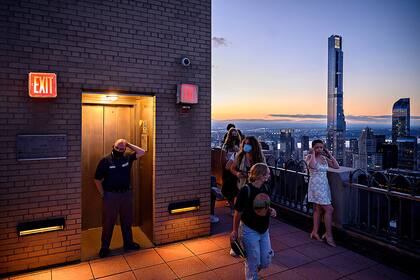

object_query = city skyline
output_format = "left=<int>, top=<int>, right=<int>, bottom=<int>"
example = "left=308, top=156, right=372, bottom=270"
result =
left=212, top=0, right=420, bottom=124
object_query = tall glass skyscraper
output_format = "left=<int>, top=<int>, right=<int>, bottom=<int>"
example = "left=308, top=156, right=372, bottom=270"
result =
left=392, top=98, right=410, bottom=143
left=326, top=35, right=346, bottom=165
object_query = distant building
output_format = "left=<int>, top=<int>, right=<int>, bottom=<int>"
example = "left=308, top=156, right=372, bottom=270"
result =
left=350, top=138, right=358, bottom=154
left=397, top=136, right=417, bottom=170
left=345, top=150, right=354, bottom=167
left=345, top=138, right=358, bottom=168
left=379, top=143, right=398, bottom=170
left=373, top=135, right=386, bottom=169
left=326, top=35, right=346, bottom=165
left=279, top=129, right=295, bottom=159
left=358, top=127, right=376, bottom=170
left=392, top=98, right=410, bottom=143
left=301, top=135, right=310, bottom=152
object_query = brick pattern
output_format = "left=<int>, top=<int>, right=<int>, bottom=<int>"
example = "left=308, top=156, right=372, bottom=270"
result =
left=0, top=0, right=211, bottom=274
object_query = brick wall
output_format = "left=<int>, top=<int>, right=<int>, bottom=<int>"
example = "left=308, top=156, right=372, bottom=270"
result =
left=0, top=0, right=211, bottom=274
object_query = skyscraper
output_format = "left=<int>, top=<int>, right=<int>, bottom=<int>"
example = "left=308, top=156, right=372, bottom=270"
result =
left=279, top=129, right=295, bottom=159
left=392, top=98, right=410, bottom=143
left=301, top=135, right=310, bottom=152
left=358, top=127, right=375, bottom=170
left=326, top=35, right=346, bottom=165
left=397, top=136, right=417, bottom=170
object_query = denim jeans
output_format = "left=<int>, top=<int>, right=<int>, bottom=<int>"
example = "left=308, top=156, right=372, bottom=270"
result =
left=240, top=222, right=273, bottom=280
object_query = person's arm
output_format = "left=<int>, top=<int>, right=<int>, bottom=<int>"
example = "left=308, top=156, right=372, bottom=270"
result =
left=269, top=207, right=277, bottom=218
left=94, top=179, right=104, bottom=198
left=126, top=142, right=145, bottom=158
left=94, top=158, right=106, bottom=198
left=229, top=157, right=247, bottom=179
left=323, top=149, right=339, bottom=169
left=231, top=210, right=241, bottom=240
left=306, top=149, right=316, bottom=169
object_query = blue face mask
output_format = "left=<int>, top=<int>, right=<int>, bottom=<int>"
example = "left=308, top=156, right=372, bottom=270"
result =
left=243, top=144, right=253, bottom=153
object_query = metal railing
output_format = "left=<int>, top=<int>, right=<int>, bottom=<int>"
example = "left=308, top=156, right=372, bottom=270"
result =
left=345, top=169, right=420, bottom=254
left=269, top=159, right=313, bottom=216
left=210, top=148, right=420, bottom=254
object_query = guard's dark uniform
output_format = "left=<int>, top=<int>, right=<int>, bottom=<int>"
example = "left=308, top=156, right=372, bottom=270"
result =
left=94, top=151, right=137, bottom=249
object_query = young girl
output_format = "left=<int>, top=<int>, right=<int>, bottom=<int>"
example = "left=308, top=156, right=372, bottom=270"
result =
left=231, top=163, right=276, bottom=280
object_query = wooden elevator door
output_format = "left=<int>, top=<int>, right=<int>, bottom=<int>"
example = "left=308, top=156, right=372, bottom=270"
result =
left=82, top=104, right=134, bottom=230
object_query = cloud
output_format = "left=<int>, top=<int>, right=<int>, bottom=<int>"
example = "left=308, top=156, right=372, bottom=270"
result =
left=268, top=114, right=420, bottom=122
left=269, top=114, right=325, bottom=119
left=212, top=37, right=228, bottom=47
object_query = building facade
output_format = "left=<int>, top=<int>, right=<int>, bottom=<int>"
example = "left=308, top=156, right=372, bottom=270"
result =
left=397, top=137, right=417, bottom=170
left=0, top=0, right=211, bottom=274
left=357, top=127, right=376, bottom=170
left=326, top=35, right=346, bottom=165
left=392, top=98, right=410, bottom=143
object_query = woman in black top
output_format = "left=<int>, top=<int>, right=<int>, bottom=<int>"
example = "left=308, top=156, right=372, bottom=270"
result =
left=231, top=163, right=277, bottom=280
left=221, top=127, right=242, bottom=214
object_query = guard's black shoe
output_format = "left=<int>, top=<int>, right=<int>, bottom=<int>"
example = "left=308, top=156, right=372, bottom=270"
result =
left=124, top=242, right=140, bottom=251
left=99, top=247, right=109, bottom=258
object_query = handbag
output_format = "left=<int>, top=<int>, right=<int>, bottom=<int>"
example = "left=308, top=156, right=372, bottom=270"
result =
left=230, top=239, right=246, bottom=258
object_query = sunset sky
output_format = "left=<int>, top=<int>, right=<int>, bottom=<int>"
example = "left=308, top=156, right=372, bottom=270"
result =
left=211, top=0, right=420, bottom=126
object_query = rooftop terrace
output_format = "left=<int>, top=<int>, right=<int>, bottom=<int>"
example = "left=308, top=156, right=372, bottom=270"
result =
left=5, top=199, right=414, bottom=280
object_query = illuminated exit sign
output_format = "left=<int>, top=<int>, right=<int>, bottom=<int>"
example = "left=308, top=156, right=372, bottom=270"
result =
left=177, top=84, right=198, bottom=104
left=29, top=73, right=57, bottom=98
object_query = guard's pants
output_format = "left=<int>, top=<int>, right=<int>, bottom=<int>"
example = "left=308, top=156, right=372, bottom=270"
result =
left=101, top=191, right=133, bottom=249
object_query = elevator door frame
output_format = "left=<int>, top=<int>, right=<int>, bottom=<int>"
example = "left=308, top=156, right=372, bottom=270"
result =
left=81, top=93, right=155, bottom=244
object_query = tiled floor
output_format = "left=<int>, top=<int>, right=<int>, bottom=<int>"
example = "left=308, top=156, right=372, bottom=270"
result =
left=6, top=201, right=414, bottom=280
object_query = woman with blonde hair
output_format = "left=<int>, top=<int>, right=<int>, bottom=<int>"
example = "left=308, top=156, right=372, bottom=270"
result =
left=231, top=163, right=276, bottom=280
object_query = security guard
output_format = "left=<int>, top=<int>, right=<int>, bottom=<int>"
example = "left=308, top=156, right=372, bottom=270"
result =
left=94, top=138, right=145, bottom=258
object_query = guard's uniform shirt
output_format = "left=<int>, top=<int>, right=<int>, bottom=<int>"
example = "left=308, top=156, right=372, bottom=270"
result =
left=94, top=152, right=137, bottom=192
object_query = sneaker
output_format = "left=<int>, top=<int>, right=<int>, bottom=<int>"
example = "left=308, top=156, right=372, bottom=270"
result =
left=99, top=247, right=109, bottom=258
left=124, top=242, right=140, bottom=251
left=229, top=248, right=237, bottom=257
left=210, top=215, right=219, bottom=223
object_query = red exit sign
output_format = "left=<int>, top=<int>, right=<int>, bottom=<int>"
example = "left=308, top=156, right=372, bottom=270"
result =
left=29, top=73, right=57, bottom=98
left=177, top=84, right=198, bottom=104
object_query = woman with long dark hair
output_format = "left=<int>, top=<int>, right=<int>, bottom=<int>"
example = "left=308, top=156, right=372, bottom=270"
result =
left=230, top=136, right=266, bottom=190
left=305, top=139, right=339, bottom=247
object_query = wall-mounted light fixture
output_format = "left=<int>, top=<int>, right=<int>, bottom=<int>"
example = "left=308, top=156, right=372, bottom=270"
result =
left=168, top=199, right=200, bottom=214
left=17, top=218, right=65, bottom=237
left=101, top=95, right=119, bottom=102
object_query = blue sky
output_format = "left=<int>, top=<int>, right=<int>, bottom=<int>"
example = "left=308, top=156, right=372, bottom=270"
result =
left=212, top=0, right=420, bottom=126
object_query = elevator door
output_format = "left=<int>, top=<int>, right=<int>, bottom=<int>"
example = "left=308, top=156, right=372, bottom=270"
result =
left=81, top=104, right=135, bottom=230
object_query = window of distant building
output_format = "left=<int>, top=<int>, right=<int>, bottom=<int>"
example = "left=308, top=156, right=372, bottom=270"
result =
left=335, top=37, right=341, bottom=48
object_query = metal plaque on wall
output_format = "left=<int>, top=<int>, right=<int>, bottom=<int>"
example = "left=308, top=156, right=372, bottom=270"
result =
left=16, top=134, right=67, bottom=161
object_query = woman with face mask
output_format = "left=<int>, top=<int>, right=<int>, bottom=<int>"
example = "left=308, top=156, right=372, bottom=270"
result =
left=230, top=136, right=266, bottom=191
left=305, top=139, right=339, bottom=247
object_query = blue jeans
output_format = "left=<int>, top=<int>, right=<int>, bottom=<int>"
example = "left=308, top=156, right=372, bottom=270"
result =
left=240, top=222, right=273, bottom=280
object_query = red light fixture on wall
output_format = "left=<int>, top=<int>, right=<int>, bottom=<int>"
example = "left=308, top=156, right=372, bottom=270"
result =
left=177, top=84, right=198, bottom=112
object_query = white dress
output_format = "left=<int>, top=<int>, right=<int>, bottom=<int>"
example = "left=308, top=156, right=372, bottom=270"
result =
left=308, top=159, right=331, bottom=205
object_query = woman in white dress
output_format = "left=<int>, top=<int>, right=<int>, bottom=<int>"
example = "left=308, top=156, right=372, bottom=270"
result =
left=305, top=139, right=339, bottom=247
